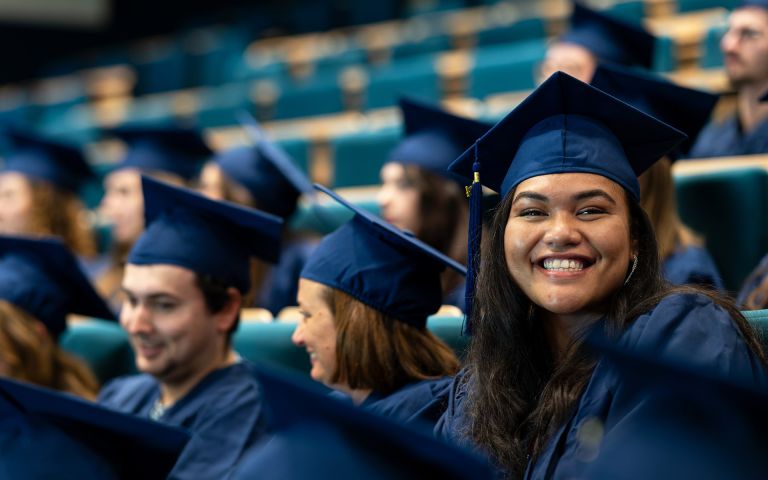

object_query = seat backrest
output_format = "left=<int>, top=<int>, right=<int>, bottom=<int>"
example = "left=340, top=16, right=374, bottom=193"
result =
left=743, top=309, right=768, bottom=353
left=60, top=320, right=136, bottom=385
left=233, top=322, right=310, bottom=374
left=675, top=168, right=768, bottom=293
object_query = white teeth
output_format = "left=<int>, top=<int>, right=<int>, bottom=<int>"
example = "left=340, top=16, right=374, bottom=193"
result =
left=542, top=258, right=584, bottom=271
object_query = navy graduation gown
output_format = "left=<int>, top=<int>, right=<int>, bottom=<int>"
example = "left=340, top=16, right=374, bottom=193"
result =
left=436, top=293, right=767, bottom=478
left=362, top=377, right=454, bottom=428
left=688, top=114, right=768, bottom=158
left=98, top=362, right=265, bottom=480
left=524, top=293, right=766, bottom=479
left=256, top=238, right=316, bottom=315
left=663, top=245, right=724, bottom=291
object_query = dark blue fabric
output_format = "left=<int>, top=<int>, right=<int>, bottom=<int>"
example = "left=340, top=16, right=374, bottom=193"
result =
left=525, top=293, right=767, bottom=479
left=98, top=362, right=265, bottom=480
left=448, top=72, right=687, bottom=200
left=0, top=377, right=188, bottom=479
left=301, top=185, right=466, bottom=327
left=231, top=365, right=494, bottom=480
left=663, top=245, right=724, bottom=291
left=106, top=126, right=211, bottom=180
left=0, top=128, right=92, bottom=192
left=436, top=293, right=768, bottom=478
left=0, top=236, right=115, bottom=339
left=687, top=114, right=768, bottom=158
left=360, top=377, right=454, bottom=429
left=128, top=176, right=283, bottom=294
left=389, top=97, right=492, bottom=182
left=590, top=64, right=718, bottom=159
left=255, top=238, right=317, bottom=315
left=560, top=2, right=655, bottom=68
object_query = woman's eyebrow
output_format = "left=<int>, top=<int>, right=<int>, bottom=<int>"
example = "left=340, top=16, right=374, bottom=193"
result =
left=572, top=189, right=617, bottom=205
left=512, top=191, right=548, bottom=204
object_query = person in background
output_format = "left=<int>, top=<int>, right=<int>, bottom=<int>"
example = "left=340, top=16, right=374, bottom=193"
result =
left=198, top=117, right=318, bottom=314
left=378, top=97, right=491, bottom=310
left=539, top=1, right=656, bottom=83
left=96, top=126, right=212, bottom=310
left=0, top=129, right=97, bottom=259
left=590, top=63, right=725, bottom=290
left=0, top=236, right=115, bottom=400
left=688, top=0, right=768, bottom=157
left=293, top=185, right=462, bottom=427
left=435, top=72, right=766, bottom=478
left=98, top=176, right=282, bottom=479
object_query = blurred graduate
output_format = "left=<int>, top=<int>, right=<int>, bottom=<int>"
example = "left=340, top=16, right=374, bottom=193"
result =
left=292, top=184, right=463, bottom=426
left=539, top=1, right=656, bottom=83
left=0, top=236, right=115, bottom=400
left=0, top=129, right=98, bottom=260
left=98, top=176, right=282, bottom=479
left=96, top=126, right=212, bottom=310
left=198, top=115, right=318, bottom=315
left=378, top=98, right=491, bottom=310
left=435, top=72, right=767, bottom=478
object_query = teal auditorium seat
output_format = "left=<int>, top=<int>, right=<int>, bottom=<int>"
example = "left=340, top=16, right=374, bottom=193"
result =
left=60, top=320, right=137, bottom=385
left=468, top=39, right=546, bottom=99
left=275, top=137, right=311, bottom=176
left=677, top=0, right=737, bottom=12
left=62, top=314, right=467, bottom=382
left=743, top=309, right=768, bottom=352
left=675, top=168, right=768, bottom=293
left=194, top=82, right=253, bottom=128
left=329, top=127, right=400, bottom=187
left=699, top=24, right=727, bottom=69
left=475, top=17, right=547, bottom=47
left=289, top=196, right=380, bottom=234
left=653, top=35, right=677, bottom=72
left=273, top=75, right=345, bottom=119
left=365, top=54, right=441, bottom=110
left=603, top=1, right=646, bottom=22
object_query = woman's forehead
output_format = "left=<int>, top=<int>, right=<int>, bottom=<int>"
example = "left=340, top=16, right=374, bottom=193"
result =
left=513, top=173, right=626, bottom=200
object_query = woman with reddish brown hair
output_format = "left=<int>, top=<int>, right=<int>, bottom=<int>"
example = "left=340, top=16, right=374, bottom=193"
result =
left=292, top=185, right=462, bottom=426
left=378, top=98, right=491, bottom=310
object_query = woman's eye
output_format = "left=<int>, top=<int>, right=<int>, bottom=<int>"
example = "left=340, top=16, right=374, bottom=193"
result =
left=577, top=208, right=605, bottom=216
left=519, top=209, right=545, bottom=217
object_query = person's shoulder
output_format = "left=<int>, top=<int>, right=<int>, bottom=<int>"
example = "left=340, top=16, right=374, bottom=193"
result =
left=631, top=291, right=729, bottom=331
left=97, top=373, right=158, bottom=409
left=199, top=362, right=262, bottom=403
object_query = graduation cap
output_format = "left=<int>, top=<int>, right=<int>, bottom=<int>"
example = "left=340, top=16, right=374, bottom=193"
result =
left=582, top=335, right=768, bottom=480
left=0, top=128, right=93, bottom=193
left=560, top=1, right=656, bottom=69
left=209, top=111, right=314, bottom=219
left=0, top=377, right=189, bottom=480
left=128, top=176, right=284, bottom=294
left=231, top=365, right=494, bottom=480
left=739, top=0, right=768, bottom=9
left=590, top=63, right=719, bottom=159
left=388, top=97, right=493, bottom=182
left=0, top=236, right=115, bottom=340
left=300, top=184, right=466, bottom=328
left=105, top=126, right=212, bottom=181
left=449, top=71, right=686, bottom=331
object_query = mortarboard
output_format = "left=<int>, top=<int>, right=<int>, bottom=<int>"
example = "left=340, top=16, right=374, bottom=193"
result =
left=210, top=111, right=314, bottom=219
left=0, top=128, right=93, bottom=193
left=448, top=71, right=687, bottom=201
left=582, top=335, right=768, bottom=480
left=300, top=184, right=466, bottom=328
left=590, top=63, right=719, bottom=159
left=0, top=376, right=189, bottom=480
left=105, top=126, right=212, bottom=181
left=231, top=364, right=495, bottom=480
left=739, top=1, right=768, bottom=9
left=388, top=97, right=493, bottom=182
left=560, top=2, right=656, bottom=69
left=0, top=236, right=115, bottom=340
left=128, top=176, right=284, bottom=294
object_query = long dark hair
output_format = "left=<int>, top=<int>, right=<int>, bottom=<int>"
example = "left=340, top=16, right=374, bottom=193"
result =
left=464, top=187, right=766, bottom=477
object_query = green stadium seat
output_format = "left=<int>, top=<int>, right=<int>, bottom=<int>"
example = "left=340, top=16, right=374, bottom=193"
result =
left=289, top=196, right=380, bottom=234
left=233, top=322, right=310, bottom=374
left=675, top=168, right=768, bottom=293
left=275, top=137, right=311, bottom=176
left=699, top=24, right=726, bottom=69
left=427, top=315, right=469, bottom=359
left=391, top=34, right=452, bottom=58
left=743, top=309, right=768, bottom=353
left=468, top=39, right=546, bottom=99
left=195, top=82, right=252, bottom=128
left=653, top=35, right=678, bottom=73
left=603, top=1, right=646, bottom=22
left=475, top=17, right=547, bottom=46
left=273, top=76, right=345, bottom=119
left=330, top=127, right=400, bottom=188
left=60, top=320, right=136, bottom=385
left=365, top=55, right=441, bottom=110
left=677, top=0, right=737, bottom=13
left=131, top=39, right=188, bottom=95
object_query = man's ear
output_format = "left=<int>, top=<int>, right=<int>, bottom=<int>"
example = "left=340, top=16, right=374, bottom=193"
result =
left=214, top=287, right=242, bottom=333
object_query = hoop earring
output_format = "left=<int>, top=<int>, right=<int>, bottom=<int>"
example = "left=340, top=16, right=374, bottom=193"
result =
left=624, top=254, right=638, bottom=286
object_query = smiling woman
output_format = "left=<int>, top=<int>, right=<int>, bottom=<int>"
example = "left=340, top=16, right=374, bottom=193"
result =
left=434, top=72, right=768, bottom=479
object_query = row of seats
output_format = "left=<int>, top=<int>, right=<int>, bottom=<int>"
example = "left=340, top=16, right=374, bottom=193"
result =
left=59, top=315, right=469, bottom=384
left=61, top=308, right=768, bottom=386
